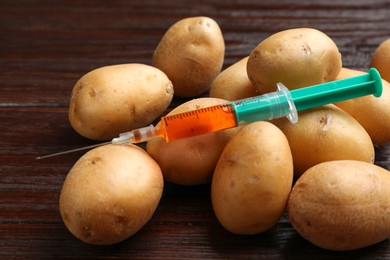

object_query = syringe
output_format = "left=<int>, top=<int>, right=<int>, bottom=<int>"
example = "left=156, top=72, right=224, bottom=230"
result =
left=37, top=68, right=382, bottom=159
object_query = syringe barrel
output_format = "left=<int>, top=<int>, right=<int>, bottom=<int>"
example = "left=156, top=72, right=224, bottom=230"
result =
left=232, top=83, right=298, bottom=124
left=290, top=68, right=382, bottom=111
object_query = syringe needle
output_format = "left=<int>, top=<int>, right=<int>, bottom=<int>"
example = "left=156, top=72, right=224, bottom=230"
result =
left=36, top=125, right=159, bottom=160
left=36, top=141, right=112, bottom=160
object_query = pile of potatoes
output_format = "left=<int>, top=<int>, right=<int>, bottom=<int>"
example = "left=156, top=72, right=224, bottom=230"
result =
left=58, top=16, right=390, bottom=251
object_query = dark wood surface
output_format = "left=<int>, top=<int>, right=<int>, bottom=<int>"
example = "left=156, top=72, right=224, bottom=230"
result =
left=1, top=0, right=390, bottom=258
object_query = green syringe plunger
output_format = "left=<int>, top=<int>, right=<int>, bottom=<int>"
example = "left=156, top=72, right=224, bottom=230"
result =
left=232, top=67, right=382, bottom=124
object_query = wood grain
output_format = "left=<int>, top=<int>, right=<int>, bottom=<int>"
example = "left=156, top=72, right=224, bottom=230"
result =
left=1, top=0, right=390, bottom=258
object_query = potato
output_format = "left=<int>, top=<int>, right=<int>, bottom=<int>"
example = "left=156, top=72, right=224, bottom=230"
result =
left=59, top=144, right=164, bottom=245
left=370, top=38, right=390, bottom=82
left=152, top=16, right=225, bottom=97
left=210, top=56, right=258, bottom=100
left=272, top=104, right=374, bottom=178
left=335, top=68, right=390, bottom=145
left=247, top=28, right=342, bottom=94
left=69, top=64, right=174, bottom=140
left=146, top=97, right=236, bottom=185
left=211, top=121, right=293, bottom=235
left=288, top=160, right=390, bottom=251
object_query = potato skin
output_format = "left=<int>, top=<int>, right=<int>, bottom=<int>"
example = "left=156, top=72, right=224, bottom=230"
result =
left=210, top=56, right=258, bottom=101
left=370, top=38, right=390, bottom=82
left=152, top=16, right=225, bottom=97
left=272, top=104, right=374, bottom=178
left=335, top=68, right=390, bottom=145
left=146, top=98, right=236, bottom=185
left=59, top=144, right=164, bottom=245
left=288, top=160, right=390, bottom=251
left=247, top=28, right=342, bottom=94
left=211, top=121, right=293, bottom=234
left=69, top=64, right=174, bottom=140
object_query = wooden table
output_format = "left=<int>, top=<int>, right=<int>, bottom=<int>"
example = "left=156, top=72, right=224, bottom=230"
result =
left=1, top=0, right=390, bottom=258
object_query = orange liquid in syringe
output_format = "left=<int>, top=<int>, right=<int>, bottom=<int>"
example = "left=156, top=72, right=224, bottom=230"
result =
left=158, top=104, right=238, bottom=142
